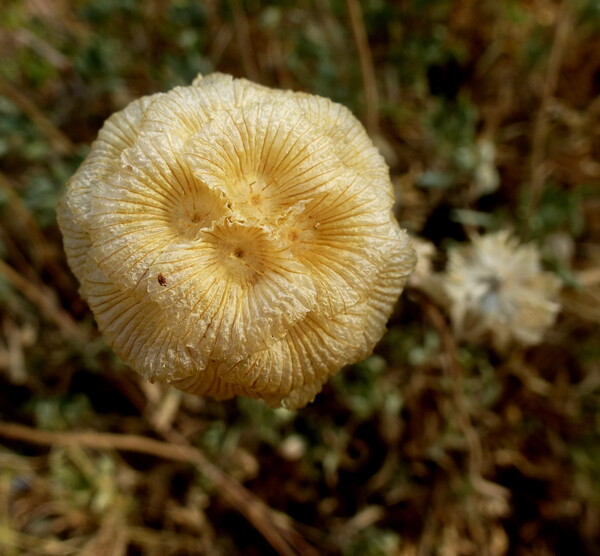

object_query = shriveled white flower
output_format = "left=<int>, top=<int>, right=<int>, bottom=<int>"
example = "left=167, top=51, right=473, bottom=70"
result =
left=58, top=73, right=416, bottom=409
left=443, top=230, right=561, bottom=350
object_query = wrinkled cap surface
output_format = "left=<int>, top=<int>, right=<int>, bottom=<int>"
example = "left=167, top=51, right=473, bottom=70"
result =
left=58, top=73, right=416, bottom=409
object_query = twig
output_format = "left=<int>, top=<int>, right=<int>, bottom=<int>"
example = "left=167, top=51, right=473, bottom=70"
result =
left=527, top=0, right=573, bottom=217
left=0, top=259, right=83, bottom=341
left=229, top=0, right=259, bottom=81
left=0, top=422, right=319, bottom=556
left=345, top=0, right=379, bottom=133
left=422, top=299, right=483, bottom=475
left=10, top=28, right=71, bottom=71
left=0, top=78, right=75, bottom=156
left=421, top=298, right=496, bottom=555
left=0, top=171, right=56, bottom=269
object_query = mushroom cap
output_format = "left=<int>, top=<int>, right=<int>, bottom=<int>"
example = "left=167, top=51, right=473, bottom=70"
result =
left=58, top=73, right=416, bottom=409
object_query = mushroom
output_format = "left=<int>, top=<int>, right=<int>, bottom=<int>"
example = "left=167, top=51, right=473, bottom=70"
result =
left=57, top=73, right=416, bottom=409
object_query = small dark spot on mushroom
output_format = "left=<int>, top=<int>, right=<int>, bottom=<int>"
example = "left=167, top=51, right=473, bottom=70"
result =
left=157, top=273, right=168, bottom=286
left=234, top=248, right=244, bottom=258
left=190, top=213, right=201, bottom=223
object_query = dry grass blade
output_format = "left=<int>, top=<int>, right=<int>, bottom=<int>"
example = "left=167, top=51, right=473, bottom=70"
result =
left=0, top=259, right=83, bottom=341
left=0, top=171, right=55, bottom=269
left=0, top=421, right=319, bottom=556
left=421, top=296, right=509, bottom=555
left=345, top=0, right=379, bottom=133
left=527, top=0, right=574, bottom=217
left=229, top=0, right=259, bottom=81
left=0, top=78, right=75, bottom=156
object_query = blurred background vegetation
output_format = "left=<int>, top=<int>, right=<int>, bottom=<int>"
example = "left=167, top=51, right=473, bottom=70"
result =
left=1, top=0, right=600, bottom=554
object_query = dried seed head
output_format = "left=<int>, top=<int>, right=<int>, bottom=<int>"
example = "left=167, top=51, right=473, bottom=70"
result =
left=57, top=73, right=416, bottom=409
left=443, top=231, right=562, bottom=351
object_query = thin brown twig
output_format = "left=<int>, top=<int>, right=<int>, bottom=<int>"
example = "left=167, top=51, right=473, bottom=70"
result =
left=421, top=297, right=496, bottom=555
left=143, top=385, right=326, bottom=555
left=0, top=78, right=75, bottom=156
left=0, top=421, right=319, bottom=556
left=10, top=28, right=71, bottom=71
left=527, top=0, right=573, bottom=217
left=345, top=0, right=379, bottom=134
left=0, top=259, right=83, bottom=341
left=229, top=0, right=260, bottom=81
left=0, top=171, right=56, bottom=269
left=422, top=299, right=484, bottom=473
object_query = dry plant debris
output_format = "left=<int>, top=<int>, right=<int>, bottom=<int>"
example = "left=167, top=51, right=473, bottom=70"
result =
left=0, top=0, right=599, bottom=555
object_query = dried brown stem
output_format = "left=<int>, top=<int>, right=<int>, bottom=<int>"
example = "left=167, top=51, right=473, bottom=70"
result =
left=0, top=421, right=318, bottom=556
left=0, top=79, right=75, bottom=156
left=422, top=299, right=483, bottom=472
left=345, top=0, right=379, bottom=133
left=0, top=259, right=83, bottom=341
left=527, top=0, right=573, bottom=217
left=229, top=0, right=259, bottom=81
left=0, top=171, right=56, bottom=268
left=422, top=297, right=499, bottom=554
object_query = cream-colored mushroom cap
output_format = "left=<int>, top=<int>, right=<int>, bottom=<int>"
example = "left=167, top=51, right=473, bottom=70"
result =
left=58, top=73, right=416, bottom=409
